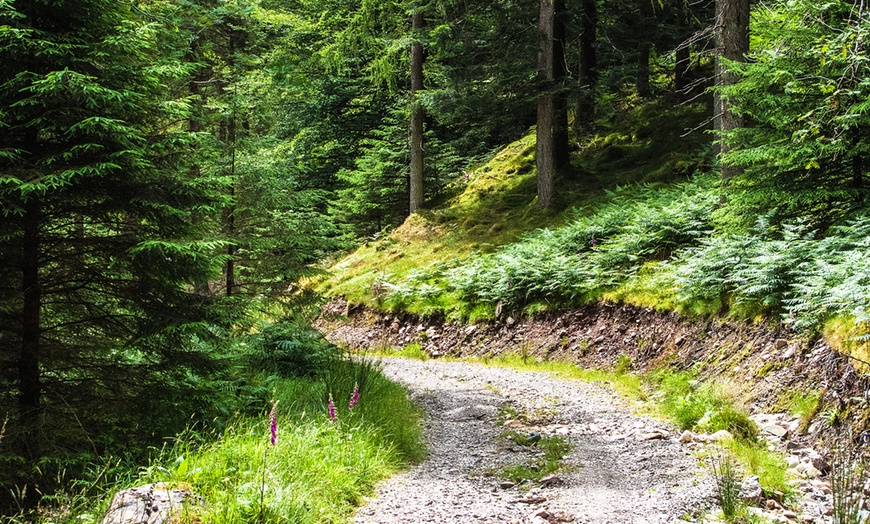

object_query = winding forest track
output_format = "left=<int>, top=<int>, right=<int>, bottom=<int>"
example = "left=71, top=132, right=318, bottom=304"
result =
left=355, top=358, right=714, bottom=524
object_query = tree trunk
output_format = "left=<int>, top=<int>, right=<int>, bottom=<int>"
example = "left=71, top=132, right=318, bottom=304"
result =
left=637, top=44, right=651, bottom=98
left=573, top=0, right=597, bottom=133
left=537, top=96, right=556, bottom=209
left=674, top=0, right=691, bottom=93
left=553, top=1, right=569, bottom=169
left=409, top=10, right=425, bottom=215
left=19, top=197, right=42, bottom=463
left=636, top=0, right=654, bottom=98
left=715, top=0, right=750, bottom=180
left=537, top=0, right=568, bottom=208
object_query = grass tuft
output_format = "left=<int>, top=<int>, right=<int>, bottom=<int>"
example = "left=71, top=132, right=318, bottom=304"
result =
left=711, top=448, right=742, bottom=520
left=831, top=449, right=869, bottom=524
left=496, top=431, right=572, bottom=484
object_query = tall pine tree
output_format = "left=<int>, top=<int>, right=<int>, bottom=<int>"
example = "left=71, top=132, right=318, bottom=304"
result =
left=0, top=0, right=227, bottom=499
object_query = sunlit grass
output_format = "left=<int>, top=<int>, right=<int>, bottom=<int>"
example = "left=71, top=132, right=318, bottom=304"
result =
left=723, top=439, right=795, bottom=502
left=19, top=359, right=426, bottom=524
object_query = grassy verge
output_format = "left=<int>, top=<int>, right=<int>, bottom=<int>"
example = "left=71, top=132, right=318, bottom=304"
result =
left=10, top=358, right=425, bottom=524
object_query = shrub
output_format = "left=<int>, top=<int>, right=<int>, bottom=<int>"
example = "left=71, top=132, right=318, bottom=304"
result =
left=246, top=317, right=338, bottom=376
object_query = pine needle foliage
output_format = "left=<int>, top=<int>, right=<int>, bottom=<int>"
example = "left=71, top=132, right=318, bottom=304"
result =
left=721, top=0, right=870, bottom=226
left=0, top=0, right=234, bottom=505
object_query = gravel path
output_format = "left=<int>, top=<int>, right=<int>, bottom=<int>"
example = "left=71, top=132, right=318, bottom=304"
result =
left=354, top=358, right=715, bottom=524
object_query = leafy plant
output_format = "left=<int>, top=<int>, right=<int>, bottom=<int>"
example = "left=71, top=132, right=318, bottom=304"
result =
left=497, top=431, right=571, bottom=483
left=724, top=439, right=794, bottom=502
left=788, top=391, right=822, bottom=432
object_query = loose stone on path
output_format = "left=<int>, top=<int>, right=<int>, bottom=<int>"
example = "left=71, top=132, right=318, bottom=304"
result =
left=354, top=358, right=714, bottom=524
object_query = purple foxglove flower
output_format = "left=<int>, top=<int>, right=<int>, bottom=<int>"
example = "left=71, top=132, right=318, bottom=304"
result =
left=328, top=394, right=336, bottom=423
left=269, top=401, right=278, bottom=445
left=591, top=234, right=596, bottom=247
left=348, top=383, right=360, bottom=411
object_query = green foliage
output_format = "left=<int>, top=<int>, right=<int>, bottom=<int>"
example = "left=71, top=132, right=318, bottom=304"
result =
left=722, top=0, right=870, bottom=225
left=651, top=370, right=757, bottom=441
left=788, top=391, right=822, bottom=432
left=724, top=439, right=794, bottom=502
left=711, top=450, right=741, bottom=520
left=496, top=431, right=571, bottom=484
left=0, top=0, right=240, bottom=505
left=332, top=105, right=412, bottom=235
left=382, top=174, right=716, bottom=314
left=246, top=317, right=339, bottom=377
left=5, top=357, right=425, bottom=524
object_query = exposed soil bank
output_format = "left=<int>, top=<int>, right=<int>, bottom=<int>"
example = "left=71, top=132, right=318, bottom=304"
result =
left=316, top=300, right=870, bottom=450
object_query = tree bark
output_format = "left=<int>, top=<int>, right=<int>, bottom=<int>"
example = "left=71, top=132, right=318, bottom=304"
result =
left=537, top=0, right=568, bottom=208
left=636, top=0, right=654, bottom=98
left=573, top=0, right=597, bottom=133
left=19, top=197, right=42, bottom=462
left=637, top=43, right=651, bottom=98
left=715, top=0, right=750, bottom=180
left=409, top=10, right=425, bottom=215
left=674, top=0, right=691, bottom=93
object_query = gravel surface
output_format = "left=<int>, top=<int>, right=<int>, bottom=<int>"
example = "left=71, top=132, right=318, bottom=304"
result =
left=355, top=358, right=716, bottom=524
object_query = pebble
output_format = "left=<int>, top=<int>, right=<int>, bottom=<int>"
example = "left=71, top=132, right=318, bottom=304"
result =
left=353, top=358, right=714, bottom=523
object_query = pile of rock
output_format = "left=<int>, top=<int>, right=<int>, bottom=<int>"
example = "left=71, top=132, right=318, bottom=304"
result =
left=677, top=412, right=839, bottom=523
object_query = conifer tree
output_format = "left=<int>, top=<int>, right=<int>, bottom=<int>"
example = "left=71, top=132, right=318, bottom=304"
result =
left=722, top=0, right=870, bottom=224
left=0, top=0, right=226, bottom=496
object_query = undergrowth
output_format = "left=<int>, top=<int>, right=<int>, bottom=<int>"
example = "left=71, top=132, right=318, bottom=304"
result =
left=318, top=116, right=870, bottom=343
left=7, top=328, right=425, bottom=524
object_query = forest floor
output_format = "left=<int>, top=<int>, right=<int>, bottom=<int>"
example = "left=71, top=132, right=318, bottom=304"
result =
left=354, top=357, right=714, bottom=524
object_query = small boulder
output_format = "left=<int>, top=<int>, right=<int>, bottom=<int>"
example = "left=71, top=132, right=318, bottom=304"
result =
left=739, top=476, right=763, bottom=503
left=540, top=474, right=564, bottom=487
left=762, top=424, right=789, bottom=439
left=101, top=484, right=203, bottom=524
left=796, top=462, right=822, bottom=479
left=708, top=430, right=734, bottom=443
left=679, top=430, right=696, bottom=444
